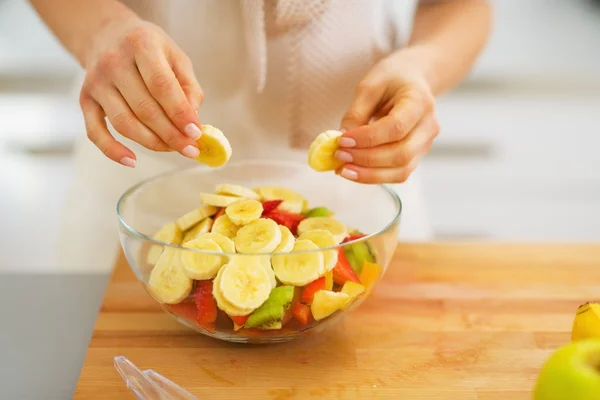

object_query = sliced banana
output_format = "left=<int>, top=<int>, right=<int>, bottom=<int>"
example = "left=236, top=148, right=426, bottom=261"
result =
left=181, top=217, right=213, bottom=244
left=180, top=238, right=226, bottom=280
left=148, top=247, right=193, bottom=304
left=219, top=258, right=272, bottom=310
left=297, top=217, right=348, bottom=243
left=274, top=225, right=295, bottom=253
left=199, top=193, right=241, bottom=208
left=272, top=239, right=324, bottom=286
left=230, top=254, right=277, bottom=289
left=234, top=218, right=281, bottom=253
left=146, top=221, right=183, bottom=265
left=253, top=186, right=307, bottom=214
left=215, top=183, right=261, bottom=200
left=307, top=130, right=345, bottom=172
left=225, top=199, right=263, bottom=225
left=175, top=205, right=218, bottom=231
left=194, top=124, right=232, bottom=167
left=213, top=262, right=254, bottom=316
left=262, top=257, right=277, bottom=289
left=211, top=215, right=240, bottom=239
left=196, top=232, right=235, bottom=253
left=298, top=229, right=339, bottom=273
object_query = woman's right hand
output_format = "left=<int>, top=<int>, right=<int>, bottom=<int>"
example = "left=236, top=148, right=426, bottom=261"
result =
left=80, top=16, right=204, bottom=167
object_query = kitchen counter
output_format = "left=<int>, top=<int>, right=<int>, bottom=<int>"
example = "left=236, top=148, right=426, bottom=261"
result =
left=72, top=243, right=600, bottom=399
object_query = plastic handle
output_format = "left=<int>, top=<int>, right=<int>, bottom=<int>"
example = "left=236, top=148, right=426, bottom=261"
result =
left=143, top=369, right=199, bottom=400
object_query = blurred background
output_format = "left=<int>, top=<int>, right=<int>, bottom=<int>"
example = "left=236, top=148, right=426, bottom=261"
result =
left=1, top=0, right=599, bottom=273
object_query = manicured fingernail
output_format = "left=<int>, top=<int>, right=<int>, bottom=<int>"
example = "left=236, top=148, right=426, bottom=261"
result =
left=184, top=123, right=202, bottom=139
left=341, top=168, right=358, bottom=180
left=338, top=137, right=356, bottom=148
left=335, top=150, right=353, bottom=163
left=182, top=145, right=199, bottom=158
left=120, top=157, right=136, bottom=168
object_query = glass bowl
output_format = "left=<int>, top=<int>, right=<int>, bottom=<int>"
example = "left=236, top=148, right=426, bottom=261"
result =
left=117, top=159, right=401, bottom=344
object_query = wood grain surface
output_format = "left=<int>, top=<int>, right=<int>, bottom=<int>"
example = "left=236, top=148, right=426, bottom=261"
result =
left=73, top=243, right=600, bottom=399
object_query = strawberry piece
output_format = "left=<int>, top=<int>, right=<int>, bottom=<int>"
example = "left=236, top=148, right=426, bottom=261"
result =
left=332, top=248, right=360, bottom=285
left=264, top=210, right=306, bottom=235
left=291, top=302, right=313, bottom=325
left=342, top=232, right=367, bottom=243
left=214, top=208, right=225, bottom=219
left=194, top=280, right=218, bottom=324
left=166, top=301, right=197, bottom=322
left=301, top=277, right=326, bottom=305
left=261, top=200, right=283, bottom=214
left=229, top=314, right=249, bottom=327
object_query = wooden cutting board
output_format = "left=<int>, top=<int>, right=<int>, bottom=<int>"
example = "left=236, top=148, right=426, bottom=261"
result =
left=73, top=243, right=600, bottom=399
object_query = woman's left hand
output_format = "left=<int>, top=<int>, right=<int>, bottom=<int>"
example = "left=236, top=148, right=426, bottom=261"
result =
left=335, top=51, right=440, bottom=184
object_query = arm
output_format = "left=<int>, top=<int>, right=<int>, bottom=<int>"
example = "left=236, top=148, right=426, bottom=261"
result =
left=399, top=0, right=493, bottom=95
left=336, top=0, right=492, bottom=184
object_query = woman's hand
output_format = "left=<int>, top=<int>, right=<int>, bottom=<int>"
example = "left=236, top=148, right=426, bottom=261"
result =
left=336, top=51, right=440, bottom=184
left=80, top=16, right=204, bottom=167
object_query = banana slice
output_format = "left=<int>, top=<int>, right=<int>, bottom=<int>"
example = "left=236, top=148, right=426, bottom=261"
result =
left=148, top=247, right=193, bottom=304
left=176, top=205, right=218, bottom=231
left=253, top=186, right=308, bottom=214
left=219, top=258, right=272, bottom=310
left=199, top=193, right=241, bottom=208
left=181, top=217, right=213, bottom=244
left=307, top=130, right=345, bottom=172
left=297, top=217, right=348, bottom=243
left=274, top=225, right=294, bottom=253
left=225, top=199, right=263, bottom=225
left=213, top=262, right=254, bottom=316
left=146, top=221, right=183, bottom=265
left=211, top=215, right=240, bottom=239
left=230, top=254, right=277, bottom=289
left=196, top=232, right=235, bottom=253
left=260, top=256, right=277, bottom=289
left=234, top=218, right=281, bottom=253
left=215, top=184, right=261, bottom=200
left=272, top=239, right=324, bottom=286
left=194, top=124, right=232, bottom=167
left=298, top=229, right=339, bottom=273
left=180, top=238, right=226, bottom=280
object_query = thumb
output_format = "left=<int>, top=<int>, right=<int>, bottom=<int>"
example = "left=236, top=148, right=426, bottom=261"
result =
left=340, top=81, right=384, bottom=131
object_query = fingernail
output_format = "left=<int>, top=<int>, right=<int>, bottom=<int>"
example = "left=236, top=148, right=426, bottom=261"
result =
left=120, top=157, right=136, bottom=168
left=341, top=168, right=358, bottom=180
left=184, top=123, right=202, bottom=139
left=338, top=137, right=356, bottom=148
left=335, top=150, right=353, bottom=163
left=182, top=145, right=199, bottom=158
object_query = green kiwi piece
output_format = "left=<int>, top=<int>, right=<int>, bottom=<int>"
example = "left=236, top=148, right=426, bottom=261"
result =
left=244, top=286, right=294, bottom=329
left=344, top=241, right=375, bottom=274
left=304, top=206, right=333, bottom=218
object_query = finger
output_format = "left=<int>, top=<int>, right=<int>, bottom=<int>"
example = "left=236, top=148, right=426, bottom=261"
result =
left=339, top=80, right=385, bottom=132
left=170, top=49, right=204, bottom=110
left=93, top=85, right=171, bottom=153
left=339, top=97, right=426, bottom=149
left=134, top=50, right=202, bottom=140
left=80, top=95, right=136, bottom=167
left=337, top=156, right=421, bottom=184
left=335, top=113, right=439, bottom=168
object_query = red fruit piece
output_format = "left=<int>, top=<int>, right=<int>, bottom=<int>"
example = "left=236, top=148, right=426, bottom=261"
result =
left=166, top=301, right=197, bottom=322
left=264, top=210, right=306, bottom=235
left=194, top=280, right=218, bottom=324
left=291, top=302, right=313, bottom=325
left=214, top=208, right=225, bottom=219
left=229, top=314, right=249, bottom=327
left=301, top=277, right=326, bottom=305
left=332, top=248, right=360, bottom=285
left=261, top=200, right=283, bottom=214
left=342, top=232, right=366, bottom=243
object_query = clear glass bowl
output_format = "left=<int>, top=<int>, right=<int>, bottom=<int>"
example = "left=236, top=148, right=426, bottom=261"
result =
left=117, top=159, right=401, bottom=344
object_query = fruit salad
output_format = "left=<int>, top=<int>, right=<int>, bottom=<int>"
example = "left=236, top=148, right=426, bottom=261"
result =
left=145, top=184, right=382, bottom=336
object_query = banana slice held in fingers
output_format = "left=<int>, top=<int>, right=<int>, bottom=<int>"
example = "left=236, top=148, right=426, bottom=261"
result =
left=148, top=247, right=193, bottom=304
left=219, top=258, right=272, bottom=311
left=225, top=199, right=263, bottom=225
left=216, top=184, right=261, bottom=200
left=194, top=124, right=232, bottom=167
left=211, top=214, right=241, bottom=239
left=297, top=217, right=348, bottom=243
left=234, top=218, right=281, bottom=253
left=298, top=229, right=339, bottom=273
left=272, top=239, right=324, bottom=286
left=307, top=130, right=345, bottom=172
left=180, top=237, right=226, bottom=280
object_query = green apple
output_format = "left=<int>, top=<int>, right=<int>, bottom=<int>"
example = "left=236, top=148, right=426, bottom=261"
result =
left=534, top=338, right=600, bottom=400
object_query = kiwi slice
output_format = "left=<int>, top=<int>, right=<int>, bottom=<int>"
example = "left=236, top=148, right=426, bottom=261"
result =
left=245, top=286, right=294, bottom=330
left=304, top=207, right=332, bottom=218
left=344, top=241, right=375, bottom=274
